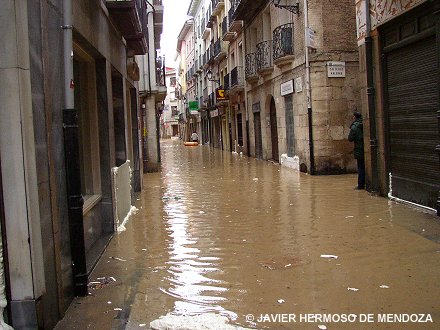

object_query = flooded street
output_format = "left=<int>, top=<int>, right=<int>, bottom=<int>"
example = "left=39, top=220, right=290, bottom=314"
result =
left=57, top=140, right=440, bottom=329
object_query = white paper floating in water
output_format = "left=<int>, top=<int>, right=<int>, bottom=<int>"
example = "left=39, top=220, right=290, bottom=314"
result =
left=345, top=216, right=354, bottom=218
left=380, top=285, right=390, bottom=289
left=149, top=313, right=249, bottom=329
left=253, top=178, right=259, bottom=181
left=114, top=308, right=122, bottom=311
left=347, top=287, right=359, bottom=292
left=278, top=299, right=285, bottom=304
left=199, top=211, right=205, bottom=214
left=139, top=324, right=147, bottom=327
left=107, top=301, right=112, bottom=304
left=320, top=254, right=338, bottom=259
left=318, top=325, right=327, bottom=330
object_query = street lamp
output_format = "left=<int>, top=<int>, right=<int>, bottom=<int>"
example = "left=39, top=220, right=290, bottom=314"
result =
left=272, top=0, right=300, bottom=14
left=206, top=69, right=220, bottom=85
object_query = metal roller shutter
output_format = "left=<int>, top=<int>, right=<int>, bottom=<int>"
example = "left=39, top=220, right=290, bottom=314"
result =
left=386, top=35, right=440, bottom=209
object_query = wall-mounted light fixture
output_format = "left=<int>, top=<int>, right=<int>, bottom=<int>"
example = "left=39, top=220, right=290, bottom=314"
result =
left=206, top=69, right=220, bottom=85
left=272, top=0, right=300, bottom=14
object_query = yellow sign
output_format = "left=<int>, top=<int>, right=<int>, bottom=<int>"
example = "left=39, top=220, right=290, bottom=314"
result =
left=216, top=89, right=228, bottom=101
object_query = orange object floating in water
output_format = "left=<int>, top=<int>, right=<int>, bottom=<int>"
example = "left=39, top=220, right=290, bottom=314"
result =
left=184, top=142, right=199, bottom=146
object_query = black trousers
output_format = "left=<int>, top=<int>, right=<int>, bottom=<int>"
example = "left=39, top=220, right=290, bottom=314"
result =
left=357, top=158, right=365, bottom=189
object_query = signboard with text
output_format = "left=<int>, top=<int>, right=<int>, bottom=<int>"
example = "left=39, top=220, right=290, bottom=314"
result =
left=327, top=61, right=346, bottom=78
left=216, top=89, right=228, bottom=101
left=281, top=80, right=294, bottom=96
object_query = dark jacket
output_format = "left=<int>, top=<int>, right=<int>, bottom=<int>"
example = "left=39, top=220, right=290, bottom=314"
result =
left=348, top=118, right=364, bottom=160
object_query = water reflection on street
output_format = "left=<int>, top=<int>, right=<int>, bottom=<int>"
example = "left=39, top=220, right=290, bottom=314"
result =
left=142, top=140, right=440, bottom=329
left=56, top=140, right=440, bottom=329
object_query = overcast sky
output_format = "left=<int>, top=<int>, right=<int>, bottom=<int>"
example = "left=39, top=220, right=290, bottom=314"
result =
left=160, top=0, right=192, bottom=68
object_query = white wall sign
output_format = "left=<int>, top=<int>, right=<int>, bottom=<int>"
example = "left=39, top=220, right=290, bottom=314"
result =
left=295, top=77, right=303, bottom=93
left=327, top=61, right=346, bottom=78
left=280, top=80, right=294, bottom=96
left=210, top=109, right=218, bottom=117
left=306, top=27, right=316, bottom=48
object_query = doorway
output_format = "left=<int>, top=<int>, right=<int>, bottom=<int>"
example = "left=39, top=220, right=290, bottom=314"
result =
left=269, top=97, right=279, bottom=161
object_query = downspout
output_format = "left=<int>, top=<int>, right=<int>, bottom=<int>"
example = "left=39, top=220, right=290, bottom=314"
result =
left=304, top=0, right=315, bottom=174
left=365, top=0, right=378, bottom=192
left=62, top=0, right=88, bottom=296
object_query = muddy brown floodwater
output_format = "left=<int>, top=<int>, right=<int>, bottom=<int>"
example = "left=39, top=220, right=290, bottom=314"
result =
left=57, top=140, right=440, bottom=330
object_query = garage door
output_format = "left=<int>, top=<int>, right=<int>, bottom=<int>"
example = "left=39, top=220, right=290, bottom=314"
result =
left=386, top=34, right=440, bottom=209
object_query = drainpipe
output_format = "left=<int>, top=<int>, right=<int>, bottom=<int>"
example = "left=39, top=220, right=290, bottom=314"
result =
left=62, top=0, right=88, bottom=296
left=365, top=0, right=378, bottom=192
left=0, top=159, right=12, bottom=329
left=303, top=0, right=315, bottom=174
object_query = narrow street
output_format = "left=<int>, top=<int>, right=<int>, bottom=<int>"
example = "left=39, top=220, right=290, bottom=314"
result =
left=56, top=140, right=440, bottom=330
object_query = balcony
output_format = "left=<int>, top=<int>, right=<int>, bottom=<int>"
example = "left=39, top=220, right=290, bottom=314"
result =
left=201, top=18, right=210, bottom=39
left=106, top=0, right=148, bottom=55
left=196, top=55, right=203, bottom=73
left=206, top=6, right=214, bottom=28
left=222, top=16, right=235, bottom=41
left=273, top=23, right=294, bottom=67
left=154, top=59, right=167, bottom=101
left=207, top=45, right=215, bottom=65
left=229, top=0, right=266, bottom=24
left=228, top=4, right=243, bottom=33
left=245, top=53, right=258, bottom=82
left=256, top=40, right=274, bottom=76
left=224, top=73, right=230, bottom=90
left=208, top=92, right=216, bottom=109
left=153, top=0, right=164, bottom=50
left=230, top=66, right=244, bottom=92
left=203, top=87, right=209, bottom=107
left=213, top=39, right=227, bottom=62
left=212, top=0, right=224, bottom=16
left=194, top=61, right=199, bottom=76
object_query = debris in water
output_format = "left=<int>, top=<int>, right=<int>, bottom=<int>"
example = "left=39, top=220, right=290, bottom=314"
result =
left=88, top=277, right=117, bottom=291
left=320, top=254, right=338, bottom=259
left=318, top=325, right=327, bottom=330
left=253, top=178, right=258, bottom=181
left=199, top=211, right=205, bottom=214
left=345, top=216, right=354, bottom=218
left=139, top=324, right=146, bottom=327
left=142, top=248, right=147, bottom=251
left=380, top=285, right=390, bottom=289
left=347, top=287, right=359, bottom=292
left=114, top=308, right=122, bottom=311
left=260, top=256, right=302, bottom=270
left=278, top=299, right=285, bottom=304
left=107, top=301, right=112, bottom=304
left=110, top=257, right=127, bottom=262
left=150, top=313, right=249, bottom=329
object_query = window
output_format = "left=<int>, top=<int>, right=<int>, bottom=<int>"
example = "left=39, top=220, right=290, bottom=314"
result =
left=170, top=77, right=177, bottom=87
left=73, top=44, right=102, bottom=213
left=171, top=106, right=179, bottom=117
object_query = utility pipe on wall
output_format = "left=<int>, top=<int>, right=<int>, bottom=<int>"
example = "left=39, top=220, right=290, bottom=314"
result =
left=303, top=0, right=315, bottom=174
left=62, top=0, right=88, bottom=296
left=365, top=0, right=378, bottom=193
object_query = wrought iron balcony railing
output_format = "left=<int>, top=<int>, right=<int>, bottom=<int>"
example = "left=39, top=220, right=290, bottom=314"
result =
left=273, top=23, right=294, bottom=61
left=222, top=16, right=228, bottom=37
left=208, top=92, right=216, bottom=108
left=224, top=73, right=230, bottom=90
left=256, top=40, right=273, bottom=72
left=245, top=53, right=257, bottom=78
left=213, top=39, right=226, bottom=59
left=229, top=0, right=240, bottom=23
left=231, top=66, right=244, bottom=87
